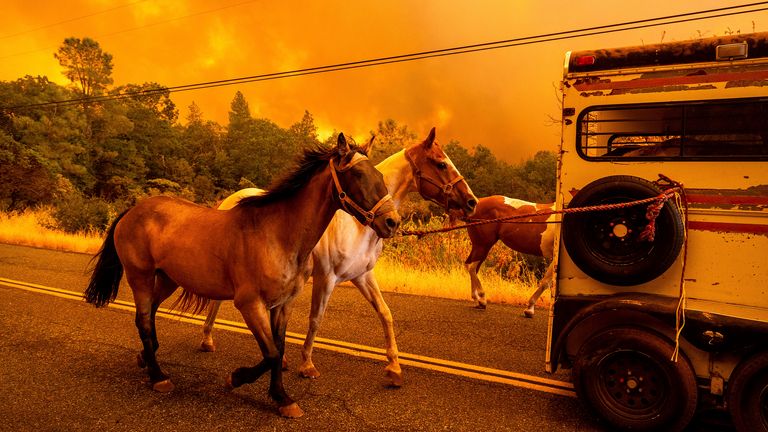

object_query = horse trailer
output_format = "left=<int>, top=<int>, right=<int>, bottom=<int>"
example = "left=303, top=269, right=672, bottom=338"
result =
left=547, top=31, right=768, bottom=431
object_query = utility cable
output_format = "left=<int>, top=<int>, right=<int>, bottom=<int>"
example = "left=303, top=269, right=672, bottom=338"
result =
left=3, top=2, right=767, bottom=112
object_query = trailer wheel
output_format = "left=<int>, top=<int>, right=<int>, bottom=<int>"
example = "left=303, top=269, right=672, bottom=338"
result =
left=572, top=327, right=698, bottom=432
left=728, top=351, right=768, bottom=432
left=562, top=175, right=684, bottom=286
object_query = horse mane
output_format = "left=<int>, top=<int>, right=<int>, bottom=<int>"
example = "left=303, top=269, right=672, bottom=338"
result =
left=237, top=143, right=367, bottom=208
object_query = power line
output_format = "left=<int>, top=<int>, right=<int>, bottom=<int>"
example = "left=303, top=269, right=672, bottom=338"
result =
left=3, top=2, right=767, bottom=112
left=0, top=0, right=148, bottom=41
left=0, top=0, right=260, bottom=61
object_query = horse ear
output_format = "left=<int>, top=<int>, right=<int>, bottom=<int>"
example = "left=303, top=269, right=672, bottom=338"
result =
left=337, top=133, right=351, bottom=158
left=423, top=127, right=436, bottom=149
left=360, top=134, right=375, bottom=155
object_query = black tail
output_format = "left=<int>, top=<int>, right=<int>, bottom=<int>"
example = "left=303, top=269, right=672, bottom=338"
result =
left=84, top=210, right=128, bottom=307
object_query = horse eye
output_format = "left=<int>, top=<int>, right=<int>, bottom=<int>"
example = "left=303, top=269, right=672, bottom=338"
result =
left=437, top=162, right=448, bottom=170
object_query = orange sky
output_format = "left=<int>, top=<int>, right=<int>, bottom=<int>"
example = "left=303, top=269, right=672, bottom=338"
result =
left=1, top=0, right=764, bottom=162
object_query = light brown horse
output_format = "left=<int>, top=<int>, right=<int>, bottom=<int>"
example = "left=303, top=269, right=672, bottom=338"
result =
left=200, top=128, right=477, bottom=386
left=84, top=134, right=400, bottom=418
left=463, top=196, right=555, bottom=317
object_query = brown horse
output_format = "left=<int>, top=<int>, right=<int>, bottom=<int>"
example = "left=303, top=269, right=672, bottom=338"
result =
left=84, top=134, right=400, bottom=418
left=200, top=128, right=477, bottom=386
left=463, top=196, right=555, bottom=317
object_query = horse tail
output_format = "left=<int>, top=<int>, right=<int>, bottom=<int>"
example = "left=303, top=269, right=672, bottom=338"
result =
left=84, top=210, right=128, bottom=307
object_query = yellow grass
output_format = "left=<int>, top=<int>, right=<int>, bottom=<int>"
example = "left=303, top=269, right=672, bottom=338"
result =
left=375, top=255, right=547, bottom=307
left=0, top=208, right=102, bottom=255
left=0, top=209, right=550, bottom=307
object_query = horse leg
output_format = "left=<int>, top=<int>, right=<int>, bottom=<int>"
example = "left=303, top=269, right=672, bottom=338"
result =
left=131, top=270, right=178, bottom=392
left=231, top=299, right=303, bottom=418
left=524, top=261, right=554, bottom=318
left=298, top=274, right=334, bottom=379
left=200, top=300, right=222, bottom=352
left=269, top=304, right=301, bottom=416
left=465, top=242, right=493, bottom=309
left=352, top=271, right=402, bottom=387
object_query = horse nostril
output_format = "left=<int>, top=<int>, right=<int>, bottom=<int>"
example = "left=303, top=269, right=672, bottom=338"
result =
left=386, top=217, right=399, bottom=229
left=467, top=199, right=477, bottom=210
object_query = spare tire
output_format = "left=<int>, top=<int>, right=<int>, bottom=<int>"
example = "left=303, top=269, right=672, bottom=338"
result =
left=562, top=175, right=684, bottom=286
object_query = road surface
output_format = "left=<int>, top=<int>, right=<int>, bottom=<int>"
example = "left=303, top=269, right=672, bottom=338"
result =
left=0, top=243, right=732, bottom=431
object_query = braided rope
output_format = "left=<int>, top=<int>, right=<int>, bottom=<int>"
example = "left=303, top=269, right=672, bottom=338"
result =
left=398, top=186, right=682, bottom=238
left=397, top=173, right=692, bottom=362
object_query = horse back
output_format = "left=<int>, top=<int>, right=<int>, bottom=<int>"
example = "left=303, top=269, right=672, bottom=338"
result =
left=470, top=196, right=555, bottom=257
left=114, top=196, right=237, bottom=296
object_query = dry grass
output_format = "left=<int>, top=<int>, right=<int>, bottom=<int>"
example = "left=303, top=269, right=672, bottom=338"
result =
left=0, top=208, right=102, bottom=255
left=0, top=209, right=550, bottom=307
left=374, top=255, right=544, bottom=306
left=378, top=215, right=550, bottom=307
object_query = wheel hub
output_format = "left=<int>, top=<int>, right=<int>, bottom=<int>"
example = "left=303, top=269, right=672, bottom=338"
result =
left=601, top=352, right=666, bottom=412
left=610, top=220, right=630, bottom=239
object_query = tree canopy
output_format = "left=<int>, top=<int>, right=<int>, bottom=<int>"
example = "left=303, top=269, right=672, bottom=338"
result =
left=0, top=37, right=556, bottom=230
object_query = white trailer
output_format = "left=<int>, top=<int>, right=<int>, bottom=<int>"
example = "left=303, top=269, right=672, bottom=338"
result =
left=547, top=31, right=768, bottom=432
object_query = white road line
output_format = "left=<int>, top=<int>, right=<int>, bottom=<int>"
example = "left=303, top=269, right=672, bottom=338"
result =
left=0, top=276, right=576, bottom=397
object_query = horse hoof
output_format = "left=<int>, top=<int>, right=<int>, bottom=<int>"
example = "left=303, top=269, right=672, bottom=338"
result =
left=278, top=402, right=304, bottom=418
left=225, top=374, right=236, bottom=390
left=199, top=340, right=216, bottom=352
left=523, top=309, right=534, bottom=318
left=137, top=353, right=146, bottom=368
left=475, top=302, right=487, bottom=310
left=282, top=357, right=289, bottom=371
left=298, top=366, right=320, bottom=379
left=152, top=379, right=175, bottom=393
left=386, top=368, right=404, bottom=387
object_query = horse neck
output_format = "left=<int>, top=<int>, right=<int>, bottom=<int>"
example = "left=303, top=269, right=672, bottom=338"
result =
left=375, top=149, right=415, bottom=209
left=251, top=170, right=339, bottom=262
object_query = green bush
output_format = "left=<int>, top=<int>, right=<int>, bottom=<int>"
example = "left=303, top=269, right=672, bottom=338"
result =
left=53, top=193, right=112, bottom=233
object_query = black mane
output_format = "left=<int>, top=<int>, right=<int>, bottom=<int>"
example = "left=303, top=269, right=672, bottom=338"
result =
left=236, top=144, right=364, bottom=208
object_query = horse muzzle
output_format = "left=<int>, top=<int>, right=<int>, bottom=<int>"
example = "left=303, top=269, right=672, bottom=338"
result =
left=370, top=210, right=401, bottom=238
left=448, top=188, right=478, bottom=218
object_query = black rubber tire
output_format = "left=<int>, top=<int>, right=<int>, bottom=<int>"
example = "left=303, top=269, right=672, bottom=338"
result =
left=572, top=327, right=698, bottom=432
left=727, top=351, right=768, bottom=432
left=562, top=175, right=684, bottom=286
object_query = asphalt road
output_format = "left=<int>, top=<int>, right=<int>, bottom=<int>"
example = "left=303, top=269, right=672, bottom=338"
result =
left=0, top=243, right=733, bottom=431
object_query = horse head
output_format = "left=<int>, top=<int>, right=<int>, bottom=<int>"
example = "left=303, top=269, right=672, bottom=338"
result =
left=405, top=127, right=478, bottom=217
left=332, top=133, right=400, bottom=238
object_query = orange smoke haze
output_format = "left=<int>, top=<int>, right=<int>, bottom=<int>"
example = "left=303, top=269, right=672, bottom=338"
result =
left=0, top=0, right=763, bottom=162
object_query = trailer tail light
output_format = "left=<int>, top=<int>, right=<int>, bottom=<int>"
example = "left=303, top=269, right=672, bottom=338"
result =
left=575, top=55, right=596, bottom=66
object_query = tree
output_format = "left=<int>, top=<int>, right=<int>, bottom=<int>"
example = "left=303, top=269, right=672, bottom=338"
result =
left=179, top=102, right=228, bottom=196
left=113, top=82, right=178, bottom=123
left=370, top=119, right=416, bottom=163
left=513, top=150, right=557, bottom=202
left=1, top=76, right=92, bottom=190
left=228, top=91, right=251, bottom=128
left=224, top=91, right=294, bottom=188
left=287, top=110, right=320, bottom=151
left=0, top=132, right=58, bottom=210
left=54, top=37, right=114, bottom=97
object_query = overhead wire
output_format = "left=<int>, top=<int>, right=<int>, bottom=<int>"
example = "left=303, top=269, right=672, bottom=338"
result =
left=0, top=0, right=260, bottom=61
left=3, top=1, right=767, bottom=112
left=0, top=0, right=148, bottom=41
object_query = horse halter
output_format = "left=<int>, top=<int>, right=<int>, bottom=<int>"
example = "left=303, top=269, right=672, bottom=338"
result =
left=405, top=150, right=466, bottom=210
left=329, top=153, right=394, bottom=226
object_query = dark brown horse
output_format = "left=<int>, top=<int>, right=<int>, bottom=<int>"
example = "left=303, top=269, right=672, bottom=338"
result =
left=463, top=196, right=555, bottom=317
left=84, top=134, right=400, bottom=418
